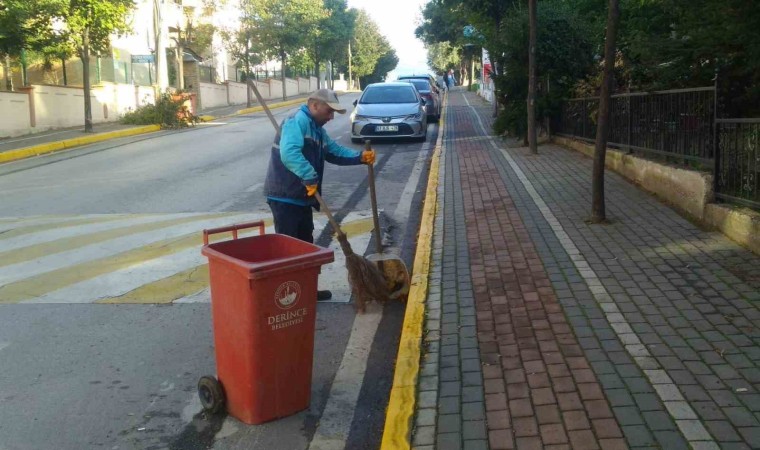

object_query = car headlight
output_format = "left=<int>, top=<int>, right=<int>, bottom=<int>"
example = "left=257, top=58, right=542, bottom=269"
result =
left=405, top=112, right=422, bottom=121
left=351, top=114, right=368, bottom=121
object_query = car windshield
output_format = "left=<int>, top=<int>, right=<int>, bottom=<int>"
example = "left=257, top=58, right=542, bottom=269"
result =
left=360, top=86, right=418, bottom=104
left=406, top=80, right=430, bottom=92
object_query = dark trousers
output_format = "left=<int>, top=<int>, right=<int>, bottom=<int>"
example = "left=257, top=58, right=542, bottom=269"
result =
left=268, top=200, right=314, bottom=243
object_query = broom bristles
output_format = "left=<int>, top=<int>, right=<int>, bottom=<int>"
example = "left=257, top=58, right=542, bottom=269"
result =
left=337, top=234, right=390, bottom=311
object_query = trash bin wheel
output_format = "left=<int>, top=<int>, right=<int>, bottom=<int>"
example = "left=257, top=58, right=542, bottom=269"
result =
left=198, top=375, right=225, bottom=414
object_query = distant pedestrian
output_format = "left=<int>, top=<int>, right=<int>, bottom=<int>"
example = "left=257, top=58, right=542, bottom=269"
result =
left=447, top=69, right=457, bottom=89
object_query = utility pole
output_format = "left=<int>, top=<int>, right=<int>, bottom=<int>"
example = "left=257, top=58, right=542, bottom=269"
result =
left=348, top=42, right=352, bottom=91
left=153, top=0, right=169, bottom=90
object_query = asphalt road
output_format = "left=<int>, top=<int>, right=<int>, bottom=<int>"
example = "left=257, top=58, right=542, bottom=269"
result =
left=0, top=93, right=438, bottom=450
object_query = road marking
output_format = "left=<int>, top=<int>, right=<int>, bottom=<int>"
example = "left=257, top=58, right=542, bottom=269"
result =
left=392, top=127, right=435, bottom=226
left=309, top=303, right=384, bottom=450
left=0, top=213, right=242, bottom=285
left=0, top=214, right=253, bottom=303
left=466, top=99, right=718, bottom=448
left=0, top=342, right=9, bottom=352
left=0, top=214, right=130, bottom=236
left=0, top=213, right=188, bottom=255
left=3, top=212, right=374, bottom=304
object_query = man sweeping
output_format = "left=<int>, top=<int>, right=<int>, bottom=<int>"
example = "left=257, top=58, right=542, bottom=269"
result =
left=263, top=89, right=375, bottom=301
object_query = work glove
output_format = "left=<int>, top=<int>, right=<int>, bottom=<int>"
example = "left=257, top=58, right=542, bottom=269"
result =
left=361, top=149, right=376, bottom=165
left=305, top=184, right=318, bottom=197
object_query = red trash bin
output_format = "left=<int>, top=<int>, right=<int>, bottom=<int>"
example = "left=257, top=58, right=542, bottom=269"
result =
left=199, top=221, right=334, bottom=424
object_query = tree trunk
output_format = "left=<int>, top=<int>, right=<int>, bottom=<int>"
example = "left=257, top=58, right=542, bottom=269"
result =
left=4, top=55, right=13, bottom=91
left=348, top=42, right=352, bottom=90
left=527, top=0, right=538, bottom=153
left=280, top=51, right=287, bottom=101
left=245, top=37, right=251, bottom=107
left=62, top=57, right=68, bottom=86
left=82, top=27, right=93, bottom=133
left=314, top=50, right=320, bottom=89
left=492, top=60, right=498, bottom=118
left=591, top=0, right=620, bottom=223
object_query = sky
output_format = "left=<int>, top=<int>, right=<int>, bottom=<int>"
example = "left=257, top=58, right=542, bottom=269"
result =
left=346, top=0, right=432, bottom=80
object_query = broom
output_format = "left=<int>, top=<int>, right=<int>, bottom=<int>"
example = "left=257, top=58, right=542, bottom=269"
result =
left=314, top=191, right=390, bottom=313
left=245, top=80, right=389, bottom=312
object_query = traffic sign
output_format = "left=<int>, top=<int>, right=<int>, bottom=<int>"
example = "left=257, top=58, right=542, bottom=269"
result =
left=131, top=55, right=154, bottom=64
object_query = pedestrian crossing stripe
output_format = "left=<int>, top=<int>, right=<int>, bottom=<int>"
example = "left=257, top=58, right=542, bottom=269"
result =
left=0, top=214, right=135, bottom=239
left=0, top=213, right=230, bottom=268
left=0, top=212, right=376, bottom=305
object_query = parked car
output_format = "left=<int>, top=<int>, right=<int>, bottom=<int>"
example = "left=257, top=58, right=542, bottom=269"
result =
left=350, top=82, right=428, bottom=143
left=397, top=74, right=442, bottom=90
left=399, top=78, right=441, bottom=122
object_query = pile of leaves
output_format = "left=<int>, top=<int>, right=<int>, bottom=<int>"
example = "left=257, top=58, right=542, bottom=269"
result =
left=121, top=91, right=195, bottom=128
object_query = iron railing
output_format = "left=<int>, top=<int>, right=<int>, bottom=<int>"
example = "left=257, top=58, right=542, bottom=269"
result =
left=715, top=119, right=760, bottom=209
left=555, top=87, right=715, bottom=164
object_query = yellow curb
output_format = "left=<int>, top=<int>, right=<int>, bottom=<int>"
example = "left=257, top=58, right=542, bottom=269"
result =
left=0, top=125, right=161, bottom=164
left=198, top=115, right=215, bottom=122
left=380, top=91, right=447, bottom=449
left=235, top=97, right=306, bottom=116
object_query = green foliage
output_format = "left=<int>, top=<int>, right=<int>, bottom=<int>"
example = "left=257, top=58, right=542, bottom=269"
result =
left=492, top=1, right=595, bottom=137
left=121, top=91, right=196, bottom=128
left=362, top=49, right=398, bottom=85
left=310, top=0, right=356, bottom=76
left=51, top=0, right=135, bottom=59
left=426, top=42, right=459, bottom=74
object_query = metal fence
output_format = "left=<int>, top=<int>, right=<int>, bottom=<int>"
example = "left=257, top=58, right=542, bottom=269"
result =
left=555, top=86, right=760, bottom=210
left=555, top=87, right=715, bottom=164
left=715, top=119, right=760, bottom=209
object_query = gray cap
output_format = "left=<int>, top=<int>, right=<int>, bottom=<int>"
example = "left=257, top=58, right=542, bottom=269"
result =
left=308, top=89, right=346, bottom=114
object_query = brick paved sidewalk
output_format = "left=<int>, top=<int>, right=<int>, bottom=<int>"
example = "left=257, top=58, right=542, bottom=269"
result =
left=411, top=90, right=760, bottom=450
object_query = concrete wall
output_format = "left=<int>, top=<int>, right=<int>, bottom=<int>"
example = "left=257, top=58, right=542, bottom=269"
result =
left=554, top=135, right=760, bottom=256
left=703, top=205, right=760, bottom=256
left=298, top=77, right=309, bottom=94
left=268, top=79, right=283, bottom=99
left=32, top=85, right=88, bottom=130
left=227, top=81, right=247, bottom=104
left=0, top=91, right=32, bottom=137
left=309, top=76, right=317, bottom=91
left=286, top=79, right=298, bottom=97
left=553, top=136, right=713, bottom=221
left=199, top=82, right=228, bottom=109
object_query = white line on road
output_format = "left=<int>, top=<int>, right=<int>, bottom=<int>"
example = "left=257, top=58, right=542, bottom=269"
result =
left=308, top=302, right=384, bottom=450
left=0, top=342, right=9, bottom=352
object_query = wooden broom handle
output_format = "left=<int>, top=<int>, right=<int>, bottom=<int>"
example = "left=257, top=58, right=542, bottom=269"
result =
left=314, top=191, right=346, bottom=240
left=365, top=140, right=383, bottom=255
left=247, top=79, right=280, bottom=132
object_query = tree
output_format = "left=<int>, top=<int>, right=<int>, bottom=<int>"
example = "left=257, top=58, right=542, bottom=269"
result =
left=0, top=0, right=60, bottom=90
left=309, top=0, right=355, bottom=88
left=49, top=0, right=134, bottom=132
left=527, top=0, right=537, bottom=153
left=246, top=0, right=326, bottom=100
left=591, top=0, right=620, bottom=223
left=351, top=9, right=389, bottom=89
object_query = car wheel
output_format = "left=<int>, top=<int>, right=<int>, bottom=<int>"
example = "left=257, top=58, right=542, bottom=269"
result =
left=417, top=132, right=427, bottom=143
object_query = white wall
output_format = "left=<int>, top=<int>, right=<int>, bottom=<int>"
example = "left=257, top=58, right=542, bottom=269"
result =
left=0, top=91, right=31, bottom=137
left=32, top=85, right=86, bottom=130
left=268, top=79, right=283, bottom=100
left=199, top=82, right=228, bottom=109
left=227, top=81, right=247, bottom=104
left=309, top=76, right=317, bottom=91
left=298, top=77, right=310, bottom=94
left=285, top=79, right=298, bottom=97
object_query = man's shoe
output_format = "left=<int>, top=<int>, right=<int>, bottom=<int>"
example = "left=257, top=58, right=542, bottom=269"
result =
left=317, top=290, right=333, bottom=301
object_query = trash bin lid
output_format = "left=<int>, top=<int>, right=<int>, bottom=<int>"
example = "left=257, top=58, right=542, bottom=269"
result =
left=202, top=233, right=334, bottom=280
